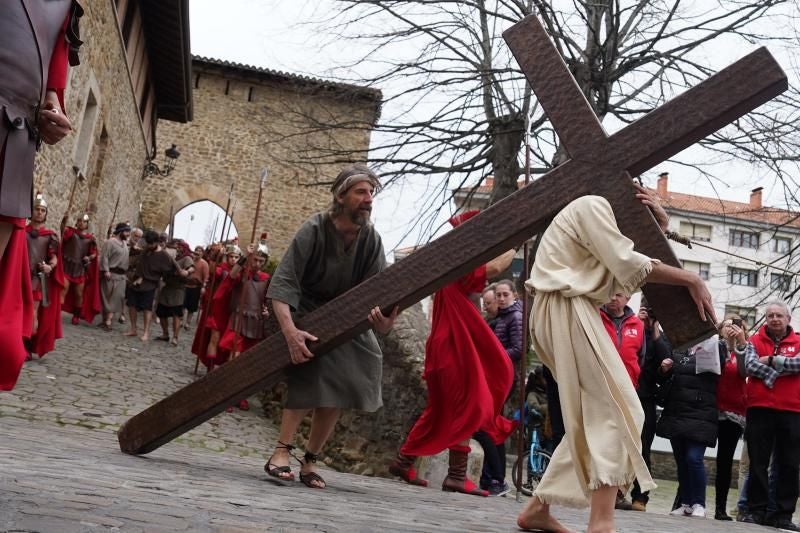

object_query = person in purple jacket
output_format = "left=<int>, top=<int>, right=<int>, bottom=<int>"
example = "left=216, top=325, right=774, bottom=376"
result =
left=473, top=278, right=524, bottom=496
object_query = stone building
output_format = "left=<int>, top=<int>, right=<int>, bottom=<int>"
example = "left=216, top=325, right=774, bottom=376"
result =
left=141, top=57, right=382, bottom=257
left=33, top=0, right=192, bottom=238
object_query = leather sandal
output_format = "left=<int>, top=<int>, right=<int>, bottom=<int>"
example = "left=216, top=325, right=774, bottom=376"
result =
left=299, top=451, right=326, bottom=489
left=264, top=441, right=298, bottom=481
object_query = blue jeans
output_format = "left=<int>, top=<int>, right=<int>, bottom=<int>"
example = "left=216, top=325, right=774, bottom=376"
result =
left=671, top=437, right=707, bottom=506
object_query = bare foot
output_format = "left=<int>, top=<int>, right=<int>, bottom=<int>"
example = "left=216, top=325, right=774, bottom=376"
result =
left=123, top=330, right=138, bottom=337
left=517, top=500, right=575, bottom=533
left=586, top=521, right=615, bottom=533
left=140, top=333, right=149, bottom=342
left=300, top=462, right=326, bottom=489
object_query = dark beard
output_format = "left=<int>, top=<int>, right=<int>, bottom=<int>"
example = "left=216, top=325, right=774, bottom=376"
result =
left=349, top=209, right=370, bottom=226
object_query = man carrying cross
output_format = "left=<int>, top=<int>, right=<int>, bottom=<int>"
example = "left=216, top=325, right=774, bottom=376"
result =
left=517, top=185, right=716, bottom=533
left=264, top=164, right=398, bottom=489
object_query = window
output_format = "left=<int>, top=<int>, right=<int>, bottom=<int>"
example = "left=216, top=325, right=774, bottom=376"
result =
left=724, top=305, right=757, bottom=325
left=729, top=229, right=759, bottom=249
left=728, top=267, right=758, bottom=287
left=771, top=273, right=792, bottom=292
left=773, top=237, right=792, bottom=254
left=681, top=260, right=710, bottom=281
left=678, top=221, right=712, bottom=242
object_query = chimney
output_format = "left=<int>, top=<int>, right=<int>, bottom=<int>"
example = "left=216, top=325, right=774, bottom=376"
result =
left=750, top=187, right=763, bottom=209
left=657, top=172, right=669, bottom=197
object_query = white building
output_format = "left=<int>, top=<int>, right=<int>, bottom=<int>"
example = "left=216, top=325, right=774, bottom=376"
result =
left=656, top=173, right=800, bottom=325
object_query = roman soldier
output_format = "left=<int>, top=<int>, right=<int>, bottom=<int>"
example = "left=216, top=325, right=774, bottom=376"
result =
left=190, top=244, right=240, bottom=372
left=61, top=213, right=100, bottom=324
left=218, top=239, right=271, bottom=411
left=25, top=194, right=65, bottom=358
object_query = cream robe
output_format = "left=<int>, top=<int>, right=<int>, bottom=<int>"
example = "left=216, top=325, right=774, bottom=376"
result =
left=524, top=195, right=658, bottom=507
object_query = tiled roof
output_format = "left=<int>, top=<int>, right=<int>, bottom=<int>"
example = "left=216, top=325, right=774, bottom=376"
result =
left=654, top=189, right=800, bottom=230
left=192, top=56, right=382, bottom=102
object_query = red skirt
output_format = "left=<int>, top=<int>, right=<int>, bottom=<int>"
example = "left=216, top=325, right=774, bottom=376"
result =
left=0, top=216, right=33, bottom=390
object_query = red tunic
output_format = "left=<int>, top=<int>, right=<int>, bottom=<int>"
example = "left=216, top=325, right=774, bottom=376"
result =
left=191, top=262, right=232, bottom=369
left=26, top=224, right=65, bottom=357
left=400, top=266, right=516, bottom=456
left=219, top=271, right=271, bottom=353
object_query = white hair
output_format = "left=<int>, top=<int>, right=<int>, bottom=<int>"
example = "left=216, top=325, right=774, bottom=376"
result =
left=764, top=300, right=792, bottom=317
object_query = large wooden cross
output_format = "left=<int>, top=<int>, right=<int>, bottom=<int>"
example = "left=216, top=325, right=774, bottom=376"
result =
left=118, top=15, right=787, bottom=455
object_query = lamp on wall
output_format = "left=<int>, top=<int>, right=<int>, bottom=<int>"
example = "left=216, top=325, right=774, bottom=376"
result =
left=142, top=144, right=180, bottom=178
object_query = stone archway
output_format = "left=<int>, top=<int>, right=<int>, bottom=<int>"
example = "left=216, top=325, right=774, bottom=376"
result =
left=147, top=183, right=244, bottom=237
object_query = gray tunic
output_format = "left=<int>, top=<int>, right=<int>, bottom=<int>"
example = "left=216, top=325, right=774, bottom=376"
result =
left=99, top=238, right=129, bottom=314
left=267, top=212, right=386, bottom=411
left=158, top=255, right=193, bottom=307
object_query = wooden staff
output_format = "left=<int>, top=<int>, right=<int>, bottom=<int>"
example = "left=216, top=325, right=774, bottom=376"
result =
left=60, top=172, right=81, bottom=234
left=106, top=193, right=121, bottom=239
left=250, top=170, right=268, bottom=243
left=219, top=182, right=234, bottom=244
left=167, top=204, right=175, bottom=240
left=209, top=213, right=220, bottom=246
left=224, top=200, right=237, bottom=243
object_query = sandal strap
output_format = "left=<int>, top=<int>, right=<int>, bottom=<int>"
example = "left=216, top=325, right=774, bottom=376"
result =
left=275, top=440, right=295, bottom=451
left=303, top=451, right=320, bottom=464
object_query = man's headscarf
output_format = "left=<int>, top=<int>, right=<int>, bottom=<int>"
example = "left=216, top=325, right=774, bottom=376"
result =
left=330, top=164, right=381, bottom=198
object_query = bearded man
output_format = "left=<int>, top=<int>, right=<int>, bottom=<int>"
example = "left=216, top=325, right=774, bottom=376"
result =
left=264, top=164, right=398, bottom=489
left=25, top=194, right=64, bottom=359
left=98, top=222, right=131, bottom=330
left=61, top=214, right=100, bottom=325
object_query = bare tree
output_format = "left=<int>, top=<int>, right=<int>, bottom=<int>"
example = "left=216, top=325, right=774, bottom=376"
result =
left=263, top=1, right=799, bottom=246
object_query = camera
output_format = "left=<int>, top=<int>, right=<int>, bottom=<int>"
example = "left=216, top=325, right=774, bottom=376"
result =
left=646, top=307, right=657, bottom=321
left=732, top=318, right=743, bottom=327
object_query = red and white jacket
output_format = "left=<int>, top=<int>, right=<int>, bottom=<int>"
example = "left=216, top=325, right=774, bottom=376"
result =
left=600, top=306, right=645, bottom=387
left=747, top=325, right=800, bottom=413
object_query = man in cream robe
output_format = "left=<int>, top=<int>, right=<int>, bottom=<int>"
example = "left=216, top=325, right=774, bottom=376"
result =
left=517, top=188, right=715, bottom=533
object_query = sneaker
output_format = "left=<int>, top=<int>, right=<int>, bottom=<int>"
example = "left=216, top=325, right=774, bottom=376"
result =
left=631, top=500, right=646, bottom=512
left=615, top=492, right=633, bottom=510
left=690, top=504, right=706, bottom=518
left=774, top=520, right=800, bottom=532
left=487, top=481, right=509, bottom=497
left=669, top=504, right=691, bottom=516
left=739, top=512, right=763, bottom=524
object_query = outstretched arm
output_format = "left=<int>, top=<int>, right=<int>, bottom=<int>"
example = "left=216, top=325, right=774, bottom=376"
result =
left=644, top=263, right=717, bottom=324
left=486, top=249, right=516, bottom=278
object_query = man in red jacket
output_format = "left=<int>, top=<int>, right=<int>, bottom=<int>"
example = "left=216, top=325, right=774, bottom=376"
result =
left=599, top=292, right=645, bottom=510
left=740, top=301, right=800, bottom=531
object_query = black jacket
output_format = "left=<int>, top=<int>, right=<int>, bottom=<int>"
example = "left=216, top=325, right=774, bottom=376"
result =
left=655, top=342, right=727, bottom=447
left=637, top=328, right=672, bottom=400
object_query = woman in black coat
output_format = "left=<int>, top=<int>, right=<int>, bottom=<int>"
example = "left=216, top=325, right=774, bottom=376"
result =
left=656, top=340, right=727, bottom=518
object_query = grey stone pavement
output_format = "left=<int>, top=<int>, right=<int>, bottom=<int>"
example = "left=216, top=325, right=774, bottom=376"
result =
left=0, top=316, right=773, bottom=532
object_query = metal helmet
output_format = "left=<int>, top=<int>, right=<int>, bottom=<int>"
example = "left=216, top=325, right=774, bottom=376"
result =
left=255, top=233, right=270, bottom=260
left=225, top=244, right=242, bottom=257
left=78, top=213, right=90, bottom=223
left=33, top=193, right=48, bottom=210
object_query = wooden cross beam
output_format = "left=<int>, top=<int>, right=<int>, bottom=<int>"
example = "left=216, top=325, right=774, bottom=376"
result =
left=118, top=15, right=787, bottom=455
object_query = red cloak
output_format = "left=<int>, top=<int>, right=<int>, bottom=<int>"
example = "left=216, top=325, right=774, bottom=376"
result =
left=0, top=216, right=33, bottom=391
left=26, top=225, right=65, bottom=357
left=400, top=265, right=517, bottom=456
left=61, top=231, right=101, bottom=324
left=191, top=263, right=232, bottom=369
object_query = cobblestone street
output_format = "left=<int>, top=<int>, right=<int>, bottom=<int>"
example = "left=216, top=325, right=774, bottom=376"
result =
left=0, top=317, right=770, bottom=532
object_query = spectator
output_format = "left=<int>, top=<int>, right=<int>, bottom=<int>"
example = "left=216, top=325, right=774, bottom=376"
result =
left=714, top=315, right=748, bottom=521
left=739, top=301, right=800, bottom=531
left=482, top=284, right=499, bottom=329
left=630, top=301, right=671, bottom=512
left=599, top=292, right=645, bottom=511
left=656, top=339, right=727, bottom=518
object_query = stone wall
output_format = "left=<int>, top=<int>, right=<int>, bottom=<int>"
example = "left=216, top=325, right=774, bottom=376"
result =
left=650, top=450, right=739, bottom=488
left=143, top=62, right=380, bottom=258
left=34, top=0, right=152, bottom=242
left=261, top=303, right=430, bottom=476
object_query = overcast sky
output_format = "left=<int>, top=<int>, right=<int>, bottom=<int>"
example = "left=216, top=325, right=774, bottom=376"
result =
left=188, top=0, right=799, bottom=256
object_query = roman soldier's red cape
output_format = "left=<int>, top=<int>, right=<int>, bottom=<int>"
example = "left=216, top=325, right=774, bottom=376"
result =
left=61, top=231, right=101, bottom=323
left=400, top=267, right=517, bottom=456
left=26, top=225, right=65, bottom=357
left=219, top=271, right=271, bottom=353
left=191, top=263, right=232, bottom=369
left=0, top=217, right=33, bottom=391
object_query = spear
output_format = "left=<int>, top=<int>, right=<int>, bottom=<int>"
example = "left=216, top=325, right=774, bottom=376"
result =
left=209, top=213, right=220, bottom=246
left=106, top=193, right=121, bottom=239
left=167, top=204, right=175, bottom=240
left=219, top=182, right=234, bottom=244
left=224, top=200, right=237, bottom=243
left=60, top=172, right=81, bottom=234
left=250, top=168, right=269, bottom=243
